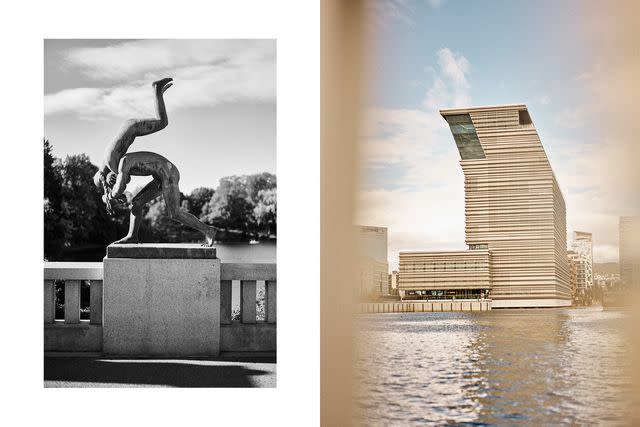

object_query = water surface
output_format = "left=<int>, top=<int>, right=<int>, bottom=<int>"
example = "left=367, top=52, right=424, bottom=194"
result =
left=356, top=308, right=632, bottom=426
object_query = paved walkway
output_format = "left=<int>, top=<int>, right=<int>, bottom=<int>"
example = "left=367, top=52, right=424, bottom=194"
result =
left=44, top=354, right=276, bottom=388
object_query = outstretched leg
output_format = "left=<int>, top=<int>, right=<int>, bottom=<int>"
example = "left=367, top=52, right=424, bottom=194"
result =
left=114, top=179, right=163, bottom=244
left=127, top=77, right=173, bottom=137
left=162, top=176, right=218, bottom=246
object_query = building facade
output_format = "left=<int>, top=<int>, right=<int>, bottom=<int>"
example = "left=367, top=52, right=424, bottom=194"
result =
left=570, top=231, right=593, bottom=290
left=399, top=250, right=491, bottom=300
left=388, top=270, right=399, bottom=295
left=356, top=226, right=389, bottom=298
left=567, top=250, right=578, bottom=300
left=620, top=216, right=640, bottom=288
left=440, top=104, right=571, bottom=307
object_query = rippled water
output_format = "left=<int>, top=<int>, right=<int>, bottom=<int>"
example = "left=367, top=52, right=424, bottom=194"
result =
left=355, top=308, right=632, bottom=426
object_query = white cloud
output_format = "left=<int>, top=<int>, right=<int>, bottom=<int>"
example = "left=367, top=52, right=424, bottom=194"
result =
left=64, top=39, right=275, bottom=81
left=45, top=40, right=275, bottom=120
left=366, top=0, right=413, bottom=30
left=424, top=48, right=471, bottom=110
left=535, top=95, right=550, bottom=105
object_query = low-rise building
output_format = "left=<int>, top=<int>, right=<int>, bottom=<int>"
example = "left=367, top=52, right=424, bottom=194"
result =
left=398, top=250, right=492, bottom=300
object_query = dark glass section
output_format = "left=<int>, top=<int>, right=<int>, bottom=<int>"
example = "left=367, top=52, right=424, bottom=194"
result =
left=518, top=109, right=532, bottom=125
left=445, top=114, right=485, bottom=160
left=404, top=289, right=490, bottom=300
left=469, top=244, right=488, bottom=250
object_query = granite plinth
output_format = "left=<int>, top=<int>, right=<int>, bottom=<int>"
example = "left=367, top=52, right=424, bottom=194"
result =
left=107, top=243, right=216, bottom=259
left=103, top=243, right=220, bottom=356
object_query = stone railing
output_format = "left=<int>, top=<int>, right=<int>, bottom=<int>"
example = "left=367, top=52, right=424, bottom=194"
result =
left=220, top=263, right=277, bottom=352
left=44, top=262, right=103, bottom=352
left=44, top=261, right=277, bottom=354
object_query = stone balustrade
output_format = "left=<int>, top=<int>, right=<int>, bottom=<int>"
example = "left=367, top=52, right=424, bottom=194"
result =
left=44, top=260, right=277, bottom=354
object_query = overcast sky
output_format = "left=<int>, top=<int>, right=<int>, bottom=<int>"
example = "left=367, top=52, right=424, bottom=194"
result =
left=44, top=39, right=276, bottom=193
left=357, top=0, right=636, bottom=268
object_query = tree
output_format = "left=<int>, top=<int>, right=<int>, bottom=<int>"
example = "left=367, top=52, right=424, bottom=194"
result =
left=253, top=188, right=277, bottom=236
left=59, top=154, right=100, bottom=244
left=202, top=175, right=256, bottom=233
left=185, top=187, right=215, bottom=219
left=201, top=172, right=277, bottom=237
left=44, top=141, right=130, bottom=261
left=44, top=139, right=67, bottom=260
left=143, top=194, right=198, bottom=242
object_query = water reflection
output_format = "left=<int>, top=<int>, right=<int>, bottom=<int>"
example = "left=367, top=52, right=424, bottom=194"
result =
left=355, top=308, right=631, bottom=426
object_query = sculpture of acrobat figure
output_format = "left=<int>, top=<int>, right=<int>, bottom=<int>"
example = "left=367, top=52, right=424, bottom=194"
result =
left=92, top=78, right=219, bottom=246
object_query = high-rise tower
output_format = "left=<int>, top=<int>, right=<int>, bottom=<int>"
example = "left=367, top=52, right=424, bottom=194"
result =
left=441, top=104, right=571, bottom=307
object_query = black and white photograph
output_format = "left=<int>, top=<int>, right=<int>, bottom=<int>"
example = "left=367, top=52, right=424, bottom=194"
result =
left=43, top=39, right=276, bottom=387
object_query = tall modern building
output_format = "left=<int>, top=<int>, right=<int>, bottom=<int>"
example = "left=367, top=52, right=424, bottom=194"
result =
left=570, top=231, right=593, bottom=290
left=439, top=104, right=571, bottom=307
left=620, top=216, right=640, bottom=288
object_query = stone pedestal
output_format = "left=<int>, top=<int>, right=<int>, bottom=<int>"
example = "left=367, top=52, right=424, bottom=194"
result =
left=103, top=243, right=220, bottom=356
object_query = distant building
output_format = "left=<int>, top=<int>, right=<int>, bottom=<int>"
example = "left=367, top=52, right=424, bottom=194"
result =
left=388, top=270, right=399, bottom=295
left=398, top=250, right=491, bottom=300
left=570, top=231, right=593, bottom=290
left=356, top=226, right=389, bottom=297
left=620, top=216, right=640, bottom=288
left=567, top=250, right=578, bottom=300
left=567, top=249, right=587, bottom=294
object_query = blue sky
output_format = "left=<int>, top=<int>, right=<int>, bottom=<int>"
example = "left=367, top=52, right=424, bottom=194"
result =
left=44, top=39, right=276, bottom=194
left=357, top=0, right=632, bottom=267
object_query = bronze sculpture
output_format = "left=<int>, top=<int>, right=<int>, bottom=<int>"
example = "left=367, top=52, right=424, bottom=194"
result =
left=93, top=78, right=219, bottom=246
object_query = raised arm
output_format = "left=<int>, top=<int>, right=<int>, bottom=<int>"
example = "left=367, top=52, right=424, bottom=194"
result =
left=110, top=159, right=129, bottom=198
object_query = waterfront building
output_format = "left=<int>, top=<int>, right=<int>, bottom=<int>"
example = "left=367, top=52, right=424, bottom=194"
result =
left=388, top=270, right=399, bottom=295
left=437, top=104, right=571, bottom=308
left=567, top=250, right=584, bottom=300
left=357, top=226, right=389, bottom=297
left=567, top=249, right=586, bottom=293
left=570, top=231, right=593, bottom=290
left=398, top=250, right=491, bottom=300
left=620, top=216, right=640, bottom=288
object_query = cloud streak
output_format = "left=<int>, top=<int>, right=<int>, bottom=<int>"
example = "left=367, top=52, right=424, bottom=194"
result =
left=45, top=39, right=275, bottom=120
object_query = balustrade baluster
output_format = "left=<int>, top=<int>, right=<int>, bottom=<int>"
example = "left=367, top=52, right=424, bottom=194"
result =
left=64, top=280, right=81, bottom=324
left=90, top=280, right=103, bottom=325
left=44, top=280, right=55, bottom=324
left=220, top=280, right=232, bottom=324
left=266, top=280, right=277, bottom=323
left=241, top=280, right=257, bottom=324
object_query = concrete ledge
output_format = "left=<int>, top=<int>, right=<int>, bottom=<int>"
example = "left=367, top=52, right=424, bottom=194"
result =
left=492, top=298, right=572, bottom=308
left=221, top=323, right=276, bottom=352
left=359, top=300, right=492, bottom=313
left=220, top=263, right=276, bottom=281
left=44, top=323, right=102, bottom=352
left=44, top=262, right=103, bottom=280
left=107, top=243, right=216, bottom=259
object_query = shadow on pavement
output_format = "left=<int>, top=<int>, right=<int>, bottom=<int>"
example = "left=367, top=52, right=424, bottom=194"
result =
left=44, top=357, right=274, bottom=387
